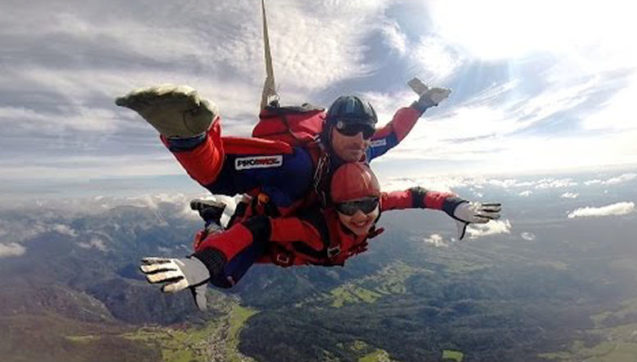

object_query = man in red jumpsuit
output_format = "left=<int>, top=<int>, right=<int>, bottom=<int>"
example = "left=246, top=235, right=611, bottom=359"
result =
left=116, top=84, right=451, bottom=217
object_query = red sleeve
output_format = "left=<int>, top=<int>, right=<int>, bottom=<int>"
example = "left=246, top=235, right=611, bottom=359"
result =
left=197, top=215, right=326, bottom=260
left=162, top=117, right=294, bottom=187
left=380, top=188, right=457, bottom=212
left=162, top=116, right=225, bottom=185
left=380, top=190, right=412, bottom=211
left=371, top=106, right=421, bottom=142
left=195, top=223, right=254, bottom=260
left=269, top=218, right=324, bottom=251
left=423, top=190, right=456, bottom=210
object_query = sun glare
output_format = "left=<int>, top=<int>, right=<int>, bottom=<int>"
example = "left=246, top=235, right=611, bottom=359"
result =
left=428, top=0, right=636, bottom=62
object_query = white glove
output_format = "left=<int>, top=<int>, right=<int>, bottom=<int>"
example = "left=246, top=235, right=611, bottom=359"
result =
left=453, top=202, right=501, bottom=240
left=140, top=257, right=211, bottom=311
left=424, top=87, right=452, bottom=105
left=414, top=87, right=452, bottom=111
left=116, top=84, right=218, bottom=138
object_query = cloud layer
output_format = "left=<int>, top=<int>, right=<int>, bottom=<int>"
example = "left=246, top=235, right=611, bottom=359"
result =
left=0, top=242, right=26, bottom=258
left=466, top=219, right=512, bottom=239
left=423, top=233, right=448, bottom=248
left=1, top=0, right=636, bottom=199
left=568, top=202, right=635, bottom=219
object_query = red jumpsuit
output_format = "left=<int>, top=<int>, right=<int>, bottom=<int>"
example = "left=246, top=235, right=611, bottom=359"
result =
left=164, top=106, right=424, bottom=220
left=192, top=187, right=466, bottom=288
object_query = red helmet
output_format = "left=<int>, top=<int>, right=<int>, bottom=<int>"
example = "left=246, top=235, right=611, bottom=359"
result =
left=330, top=162, right=381, bottom=203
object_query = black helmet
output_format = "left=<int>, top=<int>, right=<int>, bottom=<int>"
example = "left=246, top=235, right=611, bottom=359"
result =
left=325, top=95, right=378, bottom=127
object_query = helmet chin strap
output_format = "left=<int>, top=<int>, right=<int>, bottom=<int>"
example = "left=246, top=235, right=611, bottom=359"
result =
left=318, top=126, right=346, bottom=169
left=337, top=219, right=361, bottom=236
left=320, top=126, right=356, bottom=167
left=319, top=125, right=333, bottom=151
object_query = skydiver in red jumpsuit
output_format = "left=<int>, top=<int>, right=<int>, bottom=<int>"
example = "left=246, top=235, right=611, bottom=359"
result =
left=140, top=163, right=501, bottom=310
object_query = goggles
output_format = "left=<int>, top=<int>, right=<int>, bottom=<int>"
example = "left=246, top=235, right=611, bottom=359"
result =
left=335, top=121, right=375, bottom=139
left=335, top=197, right=379, bottom=216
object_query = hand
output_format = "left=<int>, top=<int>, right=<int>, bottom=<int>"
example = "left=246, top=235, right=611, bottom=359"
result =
left=116, top=84, right=218, bottom=138
left=452, top=202, right=501, bottom=240
left=414, top=86, right=451, bottom=111
left=140, top=256, right=211, bottom=311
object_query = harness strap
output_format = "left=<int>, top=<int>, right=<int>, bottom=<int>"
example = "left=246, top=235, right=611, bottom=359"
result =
left=312, top=151, right=331, bottom=208
left=410, top=186, right=428, bottom=208
left=324, top=209, right=342, bottom=259
left=252, top=192, right=281, bottom=218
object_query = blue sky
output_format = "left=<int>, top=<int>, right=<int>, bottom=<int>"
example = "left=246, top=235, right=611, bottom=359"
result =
left=1, top=0, right=636, bottom=199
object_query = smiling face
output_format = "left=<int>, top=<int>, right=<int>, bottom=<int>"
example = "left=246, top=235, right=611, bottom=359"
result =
left=330, top=163, right=381, bottom=236
left=336, top=203, right=380, bottom=236
left=330, top=127, right=371, bottom=162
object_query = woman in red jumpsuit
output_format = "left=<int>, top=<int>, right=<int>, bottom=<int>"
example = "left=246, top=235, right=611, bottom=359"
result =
left=140, top=163, right=501, bottom=310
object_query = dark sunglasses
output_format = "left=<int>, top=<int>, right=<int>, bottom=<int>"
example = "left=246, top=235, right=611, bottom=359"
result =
left=335, top=197, right=379, bottom=216
left=335, top=122, right=375, bottom=139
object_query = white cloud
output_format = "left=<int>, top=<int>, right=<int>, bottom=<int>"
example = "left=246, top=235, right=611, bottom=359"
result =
left=1, top=0, right=636, bottom=188
left=373, top=75, right=637, bottom=174
left=428, top=0, right=637, bottom=63
left=423, top=234, right=448, bottom=248
left=603, top=173, right=637, bottom=185
left=478, top=177, right=580, bottom=191
left=380, top=20, right=407, bottom=56
left=126, top=193, right=189, bottom=210
left=0, top=221, right=48, bottom=244
left=520, top=232, right=536, bottom=241
left=157, top=246, right=173, bottom=254
left=584, top=174, right=637, bottom=186
left=380, top=176, right=456, bottom=195
left=466, top=219, right=511, bottom=239
left=535, top=178, right=577, bottom=189
left=560, top=192, right=579, bottom=199
left=8, top=0, right=396, bottom=104
left=427, top=104, right=510, bottom=141
left=409, top=36, right=464, bottom=82
left=0, top=153, right=184, bottom=180
left=582, top=74, right=637, bottom=132
left=253, top=0, right=399, bottom=92
left=0, top=242, right=26, bottom=258
left=479, top=134, right=637, bottom=175
left=52, top=224, right=78, bottom=237
left=379, top=0, right=637, bottom=175
left=78, top=237, right=108, bottom=252
left=568, top=202, right=635, bottom=218
left=487, top=179, right=519, bottom=188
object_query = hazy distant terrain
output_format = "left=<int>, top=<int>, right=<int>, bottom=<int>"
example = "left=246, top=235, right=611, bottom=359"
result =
left=1, top=170, right=636, bottom=361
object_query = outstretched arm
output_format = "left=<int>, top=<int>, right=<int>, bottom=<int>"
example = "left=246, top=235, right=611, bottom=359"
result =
left=380, top=187, right=501, bottom=239
left=193, top=215, right=324, bottom=259
left=140, top=212, right=326, bottom=310
left=367, top=85, right=451, bottom=161
left=380, top=187, right=462, bottom=213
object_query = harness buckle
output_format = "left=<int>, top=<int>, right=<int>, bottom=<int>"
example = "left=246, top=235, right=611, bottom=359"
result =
left=327, top=245, right=341, bottom=258
left=274, top=251, right=294, bottom=267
